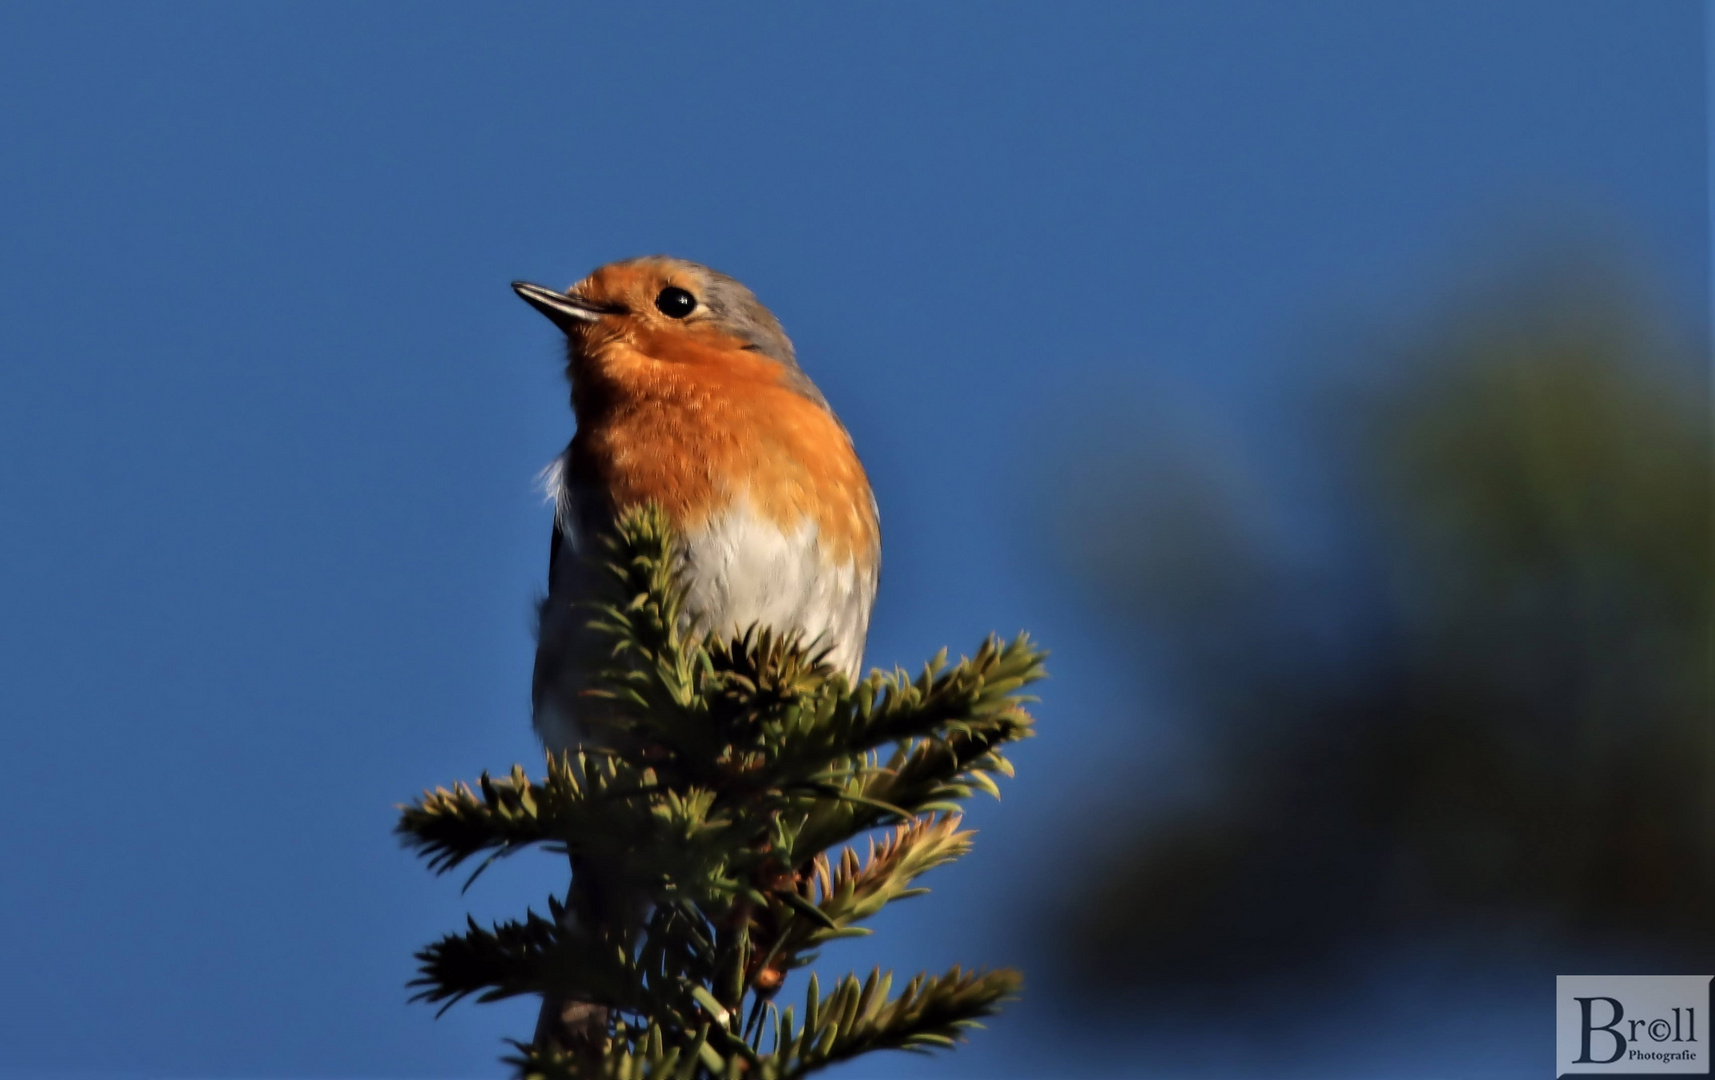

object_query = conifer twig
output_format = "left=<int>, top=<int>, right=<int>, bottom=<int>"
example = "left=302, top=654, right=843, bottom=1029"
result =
left=398, top=504, right=1044, bottom=1078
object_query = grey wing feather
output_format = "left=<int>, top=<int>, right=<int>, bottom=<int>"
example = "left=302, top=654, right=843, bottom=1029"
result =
left=532, top=461, right=617, bottom=753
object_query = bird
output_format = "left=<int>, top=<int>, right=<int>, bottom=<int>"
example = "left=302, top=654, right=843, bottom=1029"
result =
left=512, top=256, right=881, bottom=756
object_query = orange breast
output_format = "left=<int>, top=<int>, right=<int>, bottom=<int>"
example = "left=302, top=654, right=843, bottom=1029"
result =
left=567, top=334, right=879, bottom=569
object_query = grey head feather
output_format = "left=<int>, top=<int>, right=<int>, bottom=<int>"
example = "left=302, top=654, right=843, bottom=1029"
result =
left=628, top=256, right=829, bottom=409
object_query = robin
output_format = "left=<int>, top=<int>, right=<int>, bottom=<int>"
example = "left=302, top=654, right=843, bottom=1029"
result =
left=511, top=256, right=880, bottom=1056
left=512, top=256, right=881, bottom=755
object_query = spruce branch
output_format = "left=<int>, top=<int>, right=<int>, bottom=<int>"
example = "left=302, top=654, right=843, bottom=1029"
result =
left=409, top=900, right=649, bottom=1017
left=767, top=967, right=1023, bottom=1076
left=398, top=503, right=1044, bottom=1077
left=811, top=815, right=973, bottom=930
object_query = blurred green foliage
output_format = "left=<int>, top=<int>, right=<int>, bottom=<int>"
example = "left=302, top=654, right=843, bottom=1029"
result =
left=1053, top=268, right=1713, bottom=992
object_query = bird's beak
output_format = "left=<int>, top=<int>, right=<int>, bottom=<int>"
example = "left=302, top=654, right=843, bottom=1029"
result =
left=512, top=281, right=609, bottom=331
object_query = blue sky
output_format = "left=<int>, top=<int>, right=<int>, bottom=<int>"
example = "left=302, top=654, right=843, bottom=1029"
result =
left=0, top=3, right=1706, bottom=1077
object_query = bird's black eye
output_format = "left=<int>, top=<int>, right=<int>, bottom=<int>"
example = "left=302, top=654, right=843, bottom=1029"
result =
left=654, top=286, right=697, bottom=319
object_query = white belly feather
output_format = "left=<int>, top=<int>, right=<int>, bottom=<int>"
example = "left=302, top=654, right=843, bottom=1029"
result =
left=678, top=498, right=875, bottom=682
left=533, top=476, right=877, bottom=753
